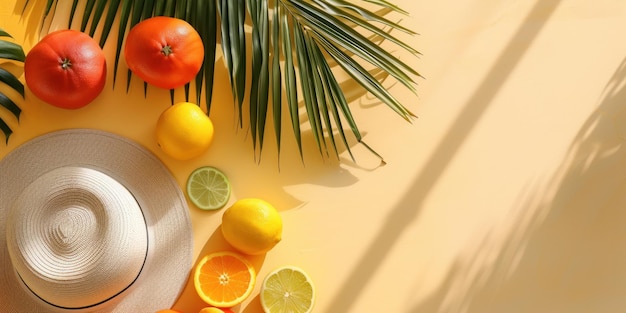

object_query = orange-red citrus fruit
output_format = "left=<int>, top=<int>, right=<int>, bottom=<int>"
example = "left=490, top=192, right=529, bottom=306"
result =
left=124, top=16, right=204, bottom=89
left=24, top=29, right=106, bottom=109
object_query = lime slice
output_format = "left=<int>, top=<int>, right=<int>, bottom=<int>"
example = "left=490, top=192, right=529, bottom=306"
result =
left=186, top=166, right=231, bottom=210
left=260, top=266, right=315, bottom=313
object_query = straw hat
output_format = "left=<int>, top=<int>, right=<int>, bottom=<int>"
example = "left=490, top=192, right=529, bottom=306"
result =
left=0, top=129, right=193, bottom=312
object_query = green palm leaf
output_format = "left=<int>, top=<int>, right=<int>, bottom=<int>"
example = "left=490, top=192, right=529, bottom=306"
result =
left=0, top=29, right=25, bottom=144
left=191, top=0, right=217, bottom=109
left=247, top=0, right=270, bottom=156
left=27, top=0, right=419, bottom=163
left=280, top=6, right=302, bottom=159
left=269, top=0, right=418, bottom=161
left=219, top=0, right=248, bottom=126
left=270, top=0, right=282, bottom=159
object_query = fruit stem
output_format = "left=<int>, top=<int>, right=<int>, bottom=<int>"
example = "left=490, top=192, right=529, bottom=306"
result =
left=161, top=45, right=173, bottom=56
left=60, top=58, right=72, bottom=70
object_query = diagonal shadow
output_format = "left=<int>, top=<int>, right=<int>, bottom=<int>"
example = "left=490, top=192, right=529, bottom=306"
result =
left=326, top=0, right=563, bottom=312
left=411, top=54, right=626, bottom=313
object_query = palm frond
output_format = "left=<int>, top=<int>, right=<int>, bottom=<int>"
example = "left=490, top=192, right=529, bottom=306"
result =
left=293, top=23, right=325, bottom=156
left=192, top=0, right=217, bottom=109
left=279, top=5, right=302, bottom=159
left=270, top=0, right=282, bottom=159
left=363, top=0, right=409, bottom=15
left=247, top=0, right=270, bottom=155
left=26, top=0, right=420, bottom=163
left=271, top=0, right=418, bottom=161
left=219, top=0, right=248, bottom=126
left=0, top=29, right=25, bottom=144
left=0, top=33, right=25, bottom=62
left=113, top=0, right=132, bottom=84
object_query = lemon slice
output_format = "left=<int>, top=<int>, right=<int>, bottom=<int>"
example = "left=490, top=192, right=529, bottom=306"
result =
left=186, top=166, right=231, bottom=210
left=260, top=266, right=315, bottom=313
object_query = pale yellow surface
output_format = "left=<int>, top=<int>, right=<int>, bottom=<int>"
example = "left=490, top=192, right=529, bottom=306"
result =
left=2, top=0, right=626, bottom=312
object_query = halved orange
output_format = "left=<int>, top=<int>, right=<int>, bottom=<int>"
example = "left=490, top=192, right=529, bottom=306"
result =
left=193, top=251, right=256, bottom=307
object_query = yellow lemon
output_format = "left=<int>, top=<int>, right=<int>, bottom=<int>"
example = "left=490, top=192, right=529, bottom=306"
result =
left=221, top=198, right=283, bottom=255
left=156, top=102, right=214, bottom=160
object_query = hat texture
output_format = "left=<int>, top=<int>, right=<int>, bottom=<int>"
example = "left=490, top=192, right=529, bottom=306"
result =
left=0, top=129, right=193, bottom=312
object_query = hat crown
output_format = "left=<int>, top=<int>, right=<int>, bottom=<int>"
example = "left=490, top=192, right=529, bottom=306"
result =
left=0, top=129, right=193, bottom=312
left=6, top=166, right=148, bottom=309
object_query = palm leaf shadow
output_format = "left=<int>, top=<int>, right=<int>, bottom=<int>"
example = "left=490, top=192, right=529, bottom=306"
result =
left=323, top=0, right=563, bottom=311
left=409, top=50, right=626, bottom=313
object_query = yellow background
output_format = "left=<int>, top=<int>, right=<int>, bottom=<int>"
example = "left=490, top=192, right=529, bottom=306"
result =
left=3, top=0, right=626, bottom=312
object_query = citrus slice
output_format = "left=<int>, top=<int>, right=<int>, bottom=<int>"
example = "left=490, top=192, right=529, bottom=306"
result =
left=193, top=251, right=256, bottom=308
left=199, top=308, right=234, bottom=313
left=260, top=266, right=315, bottom=313
left=186, top=166, right=231, bottom=210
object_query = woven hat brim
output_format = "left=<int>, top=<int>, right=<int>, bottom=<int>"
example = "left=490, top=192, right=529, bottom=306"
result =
left=0, top=129, right=193, bottom=312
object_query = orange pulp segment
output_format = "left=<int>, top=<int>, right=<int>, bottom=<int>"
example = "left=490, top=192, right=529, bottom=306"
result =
left=193, top=251, right=256, bottom=308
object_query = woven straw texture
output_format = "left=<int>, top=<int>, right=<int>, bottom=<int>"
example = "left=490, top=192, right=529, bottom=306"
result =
left=0, top=129, right=193, bottom=312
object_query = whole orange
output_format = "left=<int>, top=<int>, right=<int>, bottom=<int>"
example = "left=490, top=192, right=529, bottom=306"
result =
left=124, top=16, right=204, bottom=89
left=24, top=30, right=106, bottom=109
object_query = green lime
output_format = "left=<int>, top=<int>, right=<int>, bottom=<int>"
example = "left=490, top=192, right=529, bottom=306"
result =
left=186, top=166, right=231, bottom=210
left=260, top=266, right=315, bottom=313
